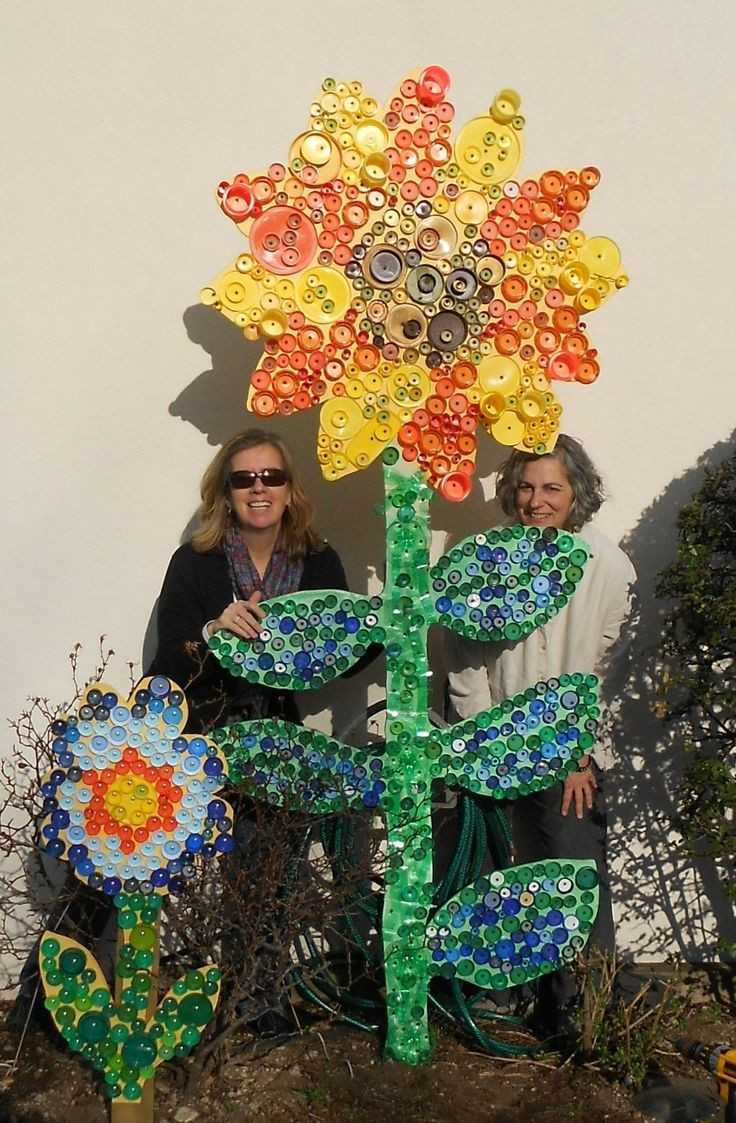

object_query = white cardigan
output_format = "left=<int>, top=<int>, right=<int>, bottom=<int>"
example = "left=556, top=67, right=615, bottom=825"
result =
left=446, top=524, right=637, bottom=769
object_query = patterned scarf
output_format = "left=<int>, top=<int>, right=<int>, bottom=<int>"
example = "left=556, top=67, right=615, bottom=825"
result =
left=223, top=526, right=304, bottom=603
left=222, top=526, right=304, bottom=721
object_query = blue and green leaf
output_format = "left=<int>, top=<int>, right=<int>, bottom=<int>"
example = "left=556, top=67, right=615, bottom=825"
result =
left=212, top=717, right=386, bottom=814
left=427, top=860, right=600, bottom=990
left=430, top=525, right=590, bottom=641
left=439, top=674, right=600, bottom=798
left=208, top=590, right=385, bottom=689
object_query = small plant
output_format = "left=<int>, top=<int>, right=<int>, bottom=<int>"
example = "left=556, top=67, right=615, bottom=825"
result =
left=303, top=1084, right=330, bottom=1106
left=577, top=952, right=680, bottom=1088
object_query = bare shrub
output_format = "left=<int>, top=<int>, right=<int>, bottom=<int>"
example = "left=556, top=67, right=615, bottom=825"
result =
left=1, top=643, right=386, bottom=1093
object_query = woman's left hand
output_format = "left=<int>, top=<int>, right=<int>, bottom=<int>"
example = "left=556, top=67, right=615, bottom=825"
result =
left=560, top=764, right=597, bottom=819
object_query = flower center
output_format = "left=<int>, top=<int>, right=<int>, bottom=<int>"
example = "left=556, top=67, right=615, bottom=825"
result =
left=104, top=775, right=159, bottom=827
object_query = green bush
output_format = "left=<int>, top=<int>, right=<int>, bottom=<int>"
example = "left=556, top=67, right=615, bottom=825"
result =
left=656, top=451, right=736, bottom=908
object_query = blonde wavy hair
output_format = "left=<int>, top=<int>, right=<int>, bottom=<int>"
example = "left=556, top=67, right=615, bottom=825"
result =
left=191, top=429, right=322, bottom=556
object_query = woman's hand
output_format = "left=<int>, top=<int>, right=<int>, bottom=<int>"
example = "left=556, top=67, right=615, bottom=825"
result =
left=210, top=591, right=264, bottom=640
left=560, top=758, right=597, bottom=819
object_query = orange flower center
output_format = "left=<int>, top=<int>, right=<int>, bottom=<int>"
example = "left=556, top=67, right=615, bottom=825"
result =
left=83, top=748, right=183, bottom=847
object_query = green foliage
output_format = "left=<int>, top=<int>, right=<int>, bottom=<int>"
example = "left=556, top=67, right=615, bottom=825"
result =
left=302, top=1086, right=330, bottom=1107
left=656, top=452, right=736, bottom=902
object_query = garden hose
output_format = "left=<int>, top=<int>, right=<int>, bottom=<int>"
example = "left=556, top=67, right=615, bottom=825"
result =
left=291, top=969, right=383, bottom=1033
left=296, top=930, right=384, bottom=1013
left=446, top=978, right=542, bottom=1058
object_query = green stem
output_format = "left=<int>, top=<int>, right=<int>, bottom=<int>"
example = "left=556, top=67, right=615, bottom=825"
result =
left=380, top=461, right=435, bottom=1063
left=111, top=895, right=161, bottom=1108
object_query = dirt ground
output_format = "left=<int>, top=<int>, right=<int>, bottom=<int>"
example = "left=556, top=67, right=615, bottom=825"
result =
left=0, top=976, right=733, bottom=1123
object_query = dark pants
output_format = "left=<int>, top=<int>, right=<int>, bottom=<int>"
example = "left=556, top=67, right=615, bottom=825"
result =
left=512, top=765, right=614, bottom=1013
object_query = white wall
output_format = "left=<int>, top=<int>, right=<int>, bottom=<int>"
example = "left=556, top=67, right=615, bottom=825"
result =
left=4, top=0, right=735, bottom=966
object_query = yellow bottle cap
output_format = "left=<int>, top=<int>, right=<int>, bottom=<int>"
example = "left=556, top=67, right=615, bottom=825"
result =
left=477, top=354, right=521, bottom=396
left=577, top=236, right=621, bottom=278
left=354, top=120, right=389, bottom=155
left=295, top=267, right=351, bottom=322
left=518, top=391, right=545, bottom=420
left=559, top=263, right=590, bottom=294
left=491, top=88, right=522, bottom=124
left=454, top=189, right=488, bottom=225
left=480, top=391, right=506, bottom=420
left=490, top=409, right=526, bottom=445
left=361, top=151, right=391, bottom=186
left=455, top=116, right=522, bottom=185
left=216, top=270, right=260, bottom=312
left=321, top=397, right=365, bottom=440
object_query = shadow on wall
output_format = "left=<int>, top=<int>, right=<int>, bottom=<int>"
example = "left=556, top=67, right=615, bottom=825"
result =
left=609, top=428, right=736, bottom=961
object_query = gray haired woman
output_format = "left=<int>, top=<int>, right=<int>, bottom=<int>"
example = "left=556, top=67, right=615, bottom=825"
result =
left=447, top=434, right=637, bottom=1041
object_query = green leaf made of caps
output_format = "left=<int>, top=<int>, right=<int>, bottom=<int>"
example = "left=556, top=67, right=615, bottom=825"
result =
left=426, top=859, right=600, bottom=990
left=208, top=589, right=385, bottom=690
left=430, top=525, right=590, bottom=642
left=440, top=673, right=600, bottom=798
left=212, top=717, right=386, bottom=814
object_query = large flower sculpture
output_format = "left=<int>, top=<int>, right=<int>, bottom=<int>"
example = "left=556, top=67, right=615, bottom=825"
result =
left=37, top=676, right=232, bottom=1105
left=202, top=67, right=626, bottom=500
left=202, top=68, right=626, bottom=1066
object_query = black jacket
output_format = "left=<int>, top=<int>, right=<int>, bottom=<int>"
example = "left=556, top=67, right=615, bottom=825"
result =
left=146, top=541, right=348, bottom=732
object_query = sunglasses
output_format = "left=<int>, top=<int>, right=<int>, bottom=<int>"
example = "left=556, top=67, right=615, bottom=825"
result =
left=229, top=468, right=289, bottom=489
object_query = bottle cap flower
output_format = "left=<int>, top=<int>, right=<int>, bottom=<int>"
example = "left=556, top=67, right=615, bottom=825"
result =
left=40, top=675, right=234, bottom=896
left=202, top=68, right=626, bottom=499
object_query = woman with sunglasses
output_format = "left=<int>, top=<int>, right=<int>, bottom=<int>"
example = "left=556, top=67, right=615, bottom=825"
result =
left=147, top=428, right=348, bottom=732
left=145, top=429, right=351, bottom=1036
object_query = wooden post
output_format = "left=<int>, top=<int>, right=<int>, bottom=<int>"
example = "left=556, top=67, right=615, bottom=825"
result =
left=110, top=916, right=160, bottom=1123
